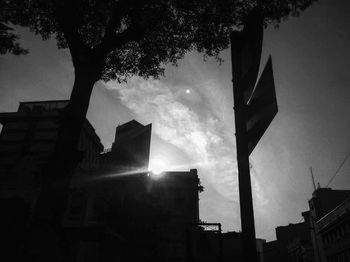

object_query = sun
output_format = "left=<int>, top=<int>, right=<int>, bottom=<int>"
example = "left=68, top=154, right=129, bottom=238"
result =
left=186, top=89, right=191, bottom=94
left=149, top=157, right=169, bottom=175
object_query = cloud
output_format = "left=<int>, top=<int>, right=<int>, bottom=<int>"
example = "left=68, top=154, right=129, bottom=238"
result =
left=104, top=76, right=271, bottom=232
left=105, top=78, right=238, bottom=198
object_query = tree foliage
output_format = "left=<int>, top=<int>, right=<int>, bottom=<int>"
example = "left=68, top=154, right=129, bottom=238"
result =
left=0, top=0, right=28, bottom=55
left=0, top=23, right=28, bottom=55
left=3, top=0, right=316, bottom=81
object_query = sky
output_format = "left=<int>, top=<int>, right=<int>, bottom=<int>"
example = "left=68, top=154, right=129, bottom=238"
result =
left=0, top=0, right=349, bottom=241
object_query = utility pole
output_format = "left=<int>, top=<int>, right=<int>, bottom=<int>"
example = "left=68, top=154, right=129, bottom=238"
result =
left=231, top=33, right=258, bottom=262
left=230, top=7, right=278, bottom=262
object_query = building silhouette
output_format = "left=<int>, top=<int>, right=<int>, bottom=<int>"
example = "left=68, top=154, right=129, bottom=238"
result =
left=275, top=217, right=314, bottom=262
left=0, top=100, right=103, bottom=261
left=262, top=187, right=350, bottom=262
left=220, top=232, right=265, bottom=262
left=0, top=100, right=102, bottom=204
left=75, top=120, right=201, bottom=262
left=187, top=223, right=223, bottom=262
left=316, top=197, right=350, bottom=262
left=100, top=119, right=152, bottom=172
left=261, top=213, right=314, bottom=262
left=187, top=228, right=267, bottom=262
left=0, top=101, right=206, bottom=262
left=308, top=188, right=350, bottom=262
left=80, top=170, right=201, bottom=262
left=64, top=119, right=152, bottom=228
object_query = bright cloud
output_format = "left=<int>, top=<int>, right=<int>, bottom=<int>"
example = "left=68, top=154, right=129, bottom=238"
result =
left=106, top=77, right=238, bottom=198
left=105, top=76, right=270, bottom=232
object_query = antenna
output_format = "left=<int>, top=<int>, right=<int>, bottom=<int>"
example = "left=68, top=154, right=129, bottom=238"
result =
left=310, top=166, right=316, bottom=191
left=326, top=152, right=350, bottom=187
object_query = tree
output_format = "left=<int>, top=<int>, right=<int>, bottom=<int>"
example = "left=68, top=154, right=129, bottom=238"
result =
left=3, top=0, right=317, bottom=259
left=0, top=23, right=28, bottom=55
left=4, top=0, right=317, bottom=147
left=0, top=1, right=28, bottom=54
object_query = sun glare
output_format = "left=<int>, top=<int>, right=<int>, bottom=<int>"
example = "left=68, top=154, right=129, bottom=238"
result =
left=149, top=157, right=169, bottom=175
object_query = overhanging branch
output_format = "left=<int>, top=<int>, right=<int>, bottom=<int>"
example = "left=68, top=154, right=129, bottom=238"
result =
left=54, top=0, right=88, bottom=59
left=94, top=0, right=147, bottom=56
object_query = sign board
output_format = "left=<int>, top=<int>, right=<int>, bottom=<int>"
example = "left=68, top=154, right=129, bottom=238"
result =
left=245, top=57, right=278, bottom=155
left=231, top=7, right=263, bottom=104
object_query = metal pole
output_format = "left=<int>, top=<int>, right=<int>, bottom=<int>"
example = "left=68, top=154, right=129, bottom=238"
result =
left=230, top=32, right=258, bottom=262
left=218, top=223, right=223, bottom=262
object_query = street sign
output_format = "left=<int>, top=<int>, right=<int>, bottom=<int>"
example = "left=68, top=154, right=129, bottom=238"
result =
left=230, top=7, right=277, bottom=262
left=231, top=7, right=264, bottom=104
left=245, top=56, right=278, bottom=155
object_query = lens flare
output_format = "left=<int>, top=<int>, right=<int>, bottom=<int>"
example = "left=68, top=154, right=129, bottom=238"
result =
left=149, top=158, right=168, bottom=175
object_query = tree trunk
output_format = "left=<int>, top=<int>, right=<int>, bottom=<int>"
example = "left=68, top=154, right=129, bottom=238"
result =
left=31, top=60, right=100, bottom=261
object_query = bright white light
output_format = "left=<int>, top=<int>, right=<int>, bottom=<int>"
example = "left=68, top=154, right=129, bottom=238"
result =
left=149, top=158, right=168, bottom=175
left=186, top=89, right=191, bottom=94
left=152, top=170, right=163, bottom=176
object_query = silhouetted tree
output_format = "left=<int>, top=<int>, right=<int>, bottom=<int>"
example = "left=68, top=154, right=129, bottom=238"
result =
left=0, top=23, right=28, bottom=55
left=4, top=0, right=317, bottom=136
left=0, top=1, right=28, bottom=54
left=2, top=0, right=317, bottom=260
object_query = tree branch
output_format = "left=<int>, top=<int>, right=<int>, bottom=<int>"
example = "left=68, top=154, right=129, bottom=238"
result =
left=94, top=0, right=146, bottom=56
left=96, top=24, right=143, bottom=55
left=54, top=0, right=88, bottom=59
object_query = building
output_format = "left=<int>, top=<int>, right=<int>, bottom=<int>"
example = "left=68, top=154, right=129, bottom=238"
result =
left=187, top=223, right=223, bottom=262
left=262, top=187, right=350, bottom=262
left=278, top=218, right=315, bottom=262
left=0, top=108, right=206, bottom=262
left=65, top=119, right=151, bottom=228
left=100, top=119, right=152, bottom=172
left=0, top=100, right=103, bottom=204
left=263, top=215, right=315, bottom=262
left=76, top=169, right=201, bottom=262
left=285, top=211, right=316, bottom=262
left=317, top=197, right=350, bottom=262
left=65, top=120, right=202, bottom=262
left=0, top=100, right=103, bottom=261
left=187, top=229, right=267, bottom=262
left=263, top=240, right=283, bottom=262
left=309, top=188, right=350, bottom=262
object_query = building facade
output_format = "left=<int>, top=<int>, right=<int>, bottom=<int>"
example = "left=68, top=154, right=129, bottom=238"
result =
left=263, top=220, right=315, bottom=262
left=0, top=100, right=103, bottom=205
left=100, top=119, right=152, bottom=172
left=312, top=195, right=350, bottom=262
left=308, top=188, right=350, bottom=262
left=67, top=120, right=202, bottom=262
left=0, top=107, right=205, bottom=262
left=0, top=100, right=103, bottom=261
